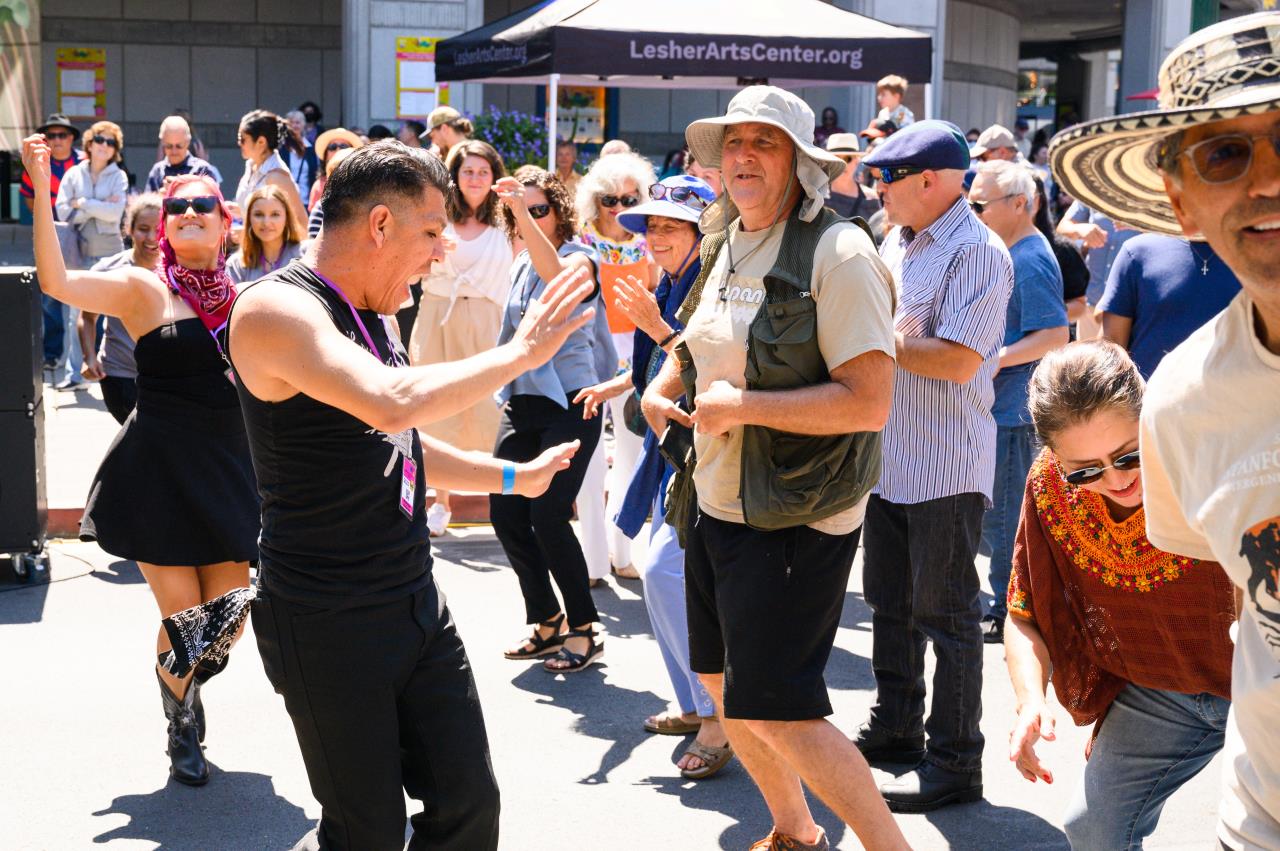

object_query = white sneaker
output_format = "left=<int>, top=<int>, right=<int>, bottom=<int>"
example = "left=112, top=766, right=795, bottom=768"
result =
left=426, top=503, right=451, bottom=537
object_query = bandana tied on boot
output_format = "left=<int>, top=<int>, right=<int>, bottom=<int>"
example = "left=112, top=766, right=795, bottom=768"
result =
left=159, top=586, right=256, bottom=679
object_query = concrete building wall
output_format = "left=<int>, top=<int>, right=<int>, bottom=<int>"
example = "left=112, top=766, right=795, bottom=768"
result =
left=38, top=0, right=341, bottom=191
left=942, top=0, right=1019, bottom=134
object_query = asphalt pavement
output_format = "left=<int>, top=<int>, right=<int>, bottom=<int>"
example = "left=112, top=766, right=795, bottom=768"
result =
left=1, top=526, right=1221, bottom=850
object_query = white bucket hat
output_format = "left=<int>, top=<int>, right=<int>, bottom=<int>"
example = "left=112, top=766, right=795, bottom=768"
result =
left=685, top=86, right=844, bottom=234
left=1050, top=11, right=1280, bottom=234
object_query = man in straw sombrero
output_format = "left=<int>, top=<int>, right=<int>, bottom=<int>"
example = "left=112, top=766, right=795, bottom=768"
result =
left=1050, top=12, right=1280, bottom=849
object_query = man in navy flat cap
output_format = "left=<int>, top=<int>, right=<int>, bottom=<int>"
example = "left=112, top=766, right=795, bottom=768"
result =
left=854, top=120, right=1014, bottom=812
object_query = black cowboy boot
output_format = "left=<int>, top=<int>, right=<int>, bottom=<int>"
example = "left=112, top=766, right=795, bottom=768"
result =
left=190, top=655, right=228, bottom=744
left=157, top=669, right=209, bottom=786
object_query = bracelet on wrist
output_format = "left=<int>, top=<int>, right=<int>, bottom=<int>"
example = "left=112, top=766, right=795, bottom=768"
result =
left=657, top=329, right=680, bottom=348
left=501, top=462, right=516, bottom=495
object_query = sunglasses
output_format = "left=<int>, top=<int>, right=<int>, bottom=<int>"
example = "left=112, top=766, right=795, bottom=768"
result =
left=1175, top=131, right=1280, bottom=184
left=649, top=183, right=710, bottom=210
left=527, top=204, right=553, bottom=220
left=871, top=166, right=923, bottom=184
left=91, top=134, right=118, bottom=148
left=163, top=195, right=220, bottom=216
left=600, top=193, right=641, bottom=209
left=969, top=194, right=1017, bottom=215
left=45, top=131, right=73, bottom=141
left=325, top=141, right=353, bottom=154
left=1062, top=450, right=1141, bottom=487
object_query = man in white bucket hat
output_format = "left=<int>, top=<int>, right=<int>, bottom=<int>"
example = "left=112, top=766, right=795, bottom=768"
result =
left=641, top=85, right=905, bottom=850
left=1051, top=12, right=1280, bottom=849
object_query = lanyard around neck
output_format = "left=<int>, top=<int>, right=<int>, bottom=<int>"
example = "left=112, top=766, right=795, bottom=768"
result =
left=312, top=269, right=388, bottom=360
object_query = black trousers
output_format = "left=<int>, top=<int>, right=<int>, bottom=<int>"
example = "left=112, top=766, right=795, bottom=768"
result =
left=100, top=375, right=137, bottom=425
left=252, top=579, right=499, bottom=851
left=861, top=492, right=987, bottom=773
left=489, top=393, right=601, bottom=628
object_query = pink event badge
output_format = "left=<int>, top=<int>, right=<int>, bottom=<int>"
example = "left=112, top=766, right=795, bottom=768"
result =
left=399, top=457, right=417, bottom=519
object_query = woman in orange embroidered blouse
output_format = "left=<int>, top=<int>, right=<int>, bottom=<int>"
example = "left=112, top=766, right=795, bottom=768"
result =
left=1004, top=340, right=1235, bottom=850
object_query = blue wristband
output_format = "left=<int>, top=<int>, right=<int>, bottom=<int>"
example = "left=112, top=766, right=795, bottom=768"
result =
left=502, top=462, right=516, bottom=495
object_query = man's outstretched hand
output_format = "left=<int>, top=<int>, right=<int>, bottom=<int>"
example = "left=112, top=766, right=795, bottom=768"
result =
left=511, top=266, right=596, bottom=368
left=514, top=441, right=581, bottom=498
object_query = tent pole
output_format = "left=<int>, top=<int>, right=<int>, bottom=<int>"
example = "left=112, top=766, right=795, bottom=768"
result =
left=548, top=73, right=560, bottom=170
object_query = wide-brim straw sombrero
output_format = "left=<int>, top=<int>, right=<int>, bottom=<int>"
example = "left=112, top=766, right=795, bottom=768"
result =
left=1050, top=11, right=1280, bottom=236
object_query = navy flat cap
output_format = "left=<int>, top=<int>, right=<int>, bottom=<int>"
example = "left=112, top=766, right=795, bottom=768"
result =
left=862, top=120, right=971, bottom=177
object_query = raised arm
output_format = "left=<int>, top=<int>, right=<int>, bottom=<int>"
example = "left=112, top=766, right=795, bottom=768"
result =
left=419, top=434, right=579, bottom=497
left=493, top=177, right=593, bottom=285
left=230, top=266, right=597, bottom=435
left=23, top=136, right=159, bottom=324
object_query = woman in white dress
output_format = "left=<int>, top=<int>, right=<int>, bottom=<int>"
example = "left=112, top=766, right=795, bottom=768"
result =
left=234, top=109, right=307, bottom=229
left=408, top=139, right=514, bottom=535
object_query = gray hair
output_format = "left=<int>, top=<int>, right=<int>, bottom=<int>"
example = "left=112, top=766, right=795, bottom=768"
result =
left=285, top=110, right=306, bottom=124
left=975, top=159, right=1036, bottom=208
left=157, top=115, right=192, bottom=140
left=575, top=151, right=657, bottom=229
left=1027, top=340, right=1145, bottom=447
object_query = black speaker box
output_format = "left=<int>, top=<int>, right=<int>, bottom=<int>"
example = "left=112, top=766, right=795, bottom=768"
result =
left=0, top=404, right=47, bottom=553
left=0, top=267, right=42, bottom=409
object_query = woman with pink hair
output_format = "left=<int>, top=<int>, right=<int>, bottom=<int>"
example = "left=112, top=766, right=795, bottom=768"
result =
left=24, top=136, right=259, bottom=789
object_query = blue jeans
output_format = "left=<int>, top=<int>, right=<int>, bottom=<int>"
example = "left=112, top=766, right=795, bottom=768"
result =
left=982, top=424, right=1039, bottom=620
left=862, top=492, right=987, bottom=772
left=639, top=496, right=714, bottom=718
left=1063, top=684, right=1228, bottom=850
left=42, top=294, right=65, bottom=364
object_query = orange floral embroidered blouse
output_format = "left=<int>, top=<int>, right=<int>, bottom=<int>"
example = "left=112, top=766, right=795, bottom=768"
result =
left=1008, top=449, right=1235, bottom=726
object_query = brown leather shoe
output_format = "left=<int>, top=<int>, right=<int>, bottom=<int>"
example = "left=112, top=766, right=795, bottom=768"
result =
left=748, top=826, right=828, bottom=850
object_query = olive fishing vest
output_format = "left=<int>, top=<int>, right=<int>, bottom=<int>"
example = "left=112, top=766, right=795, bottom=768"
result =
left=665, top=206, right=883, bottom=538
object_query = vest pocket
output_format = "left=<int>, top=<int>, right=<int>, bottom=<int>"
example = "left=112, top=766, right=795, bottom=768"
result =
left=747, top=297, right=824, bottom=387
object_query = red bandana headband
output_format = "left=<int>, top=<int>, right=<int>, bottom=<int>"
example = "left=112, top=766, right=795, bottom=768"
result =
left=156, top=175, right=237, bottom=335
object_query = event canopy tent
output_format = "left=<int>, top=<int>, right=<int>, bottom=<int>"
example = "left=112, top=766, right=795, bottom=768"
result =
left=436, top=0, right=932, bottom=90
left=435, top=0, right=933, bottom=163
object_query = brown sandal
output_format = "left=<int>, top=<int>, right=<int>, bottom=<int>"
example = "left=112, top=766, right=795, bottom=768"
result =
left=679, top=739, right=734, bottom=780
left=643, top=711, right=702, bottom=736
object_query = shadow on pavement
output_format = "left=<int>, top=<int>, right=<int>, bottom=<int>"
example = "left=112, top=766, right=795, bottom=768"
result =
left=590, top=578, right=656, bottom=640
left=432, top=534, right=507, bottom=573
left=91, top=560, right=146, bottom=585
left=924, top=798, right=1067, bottom=849
left=510, top=663, right=667, bottom=786
left=0, top=574, right=50, bottom=624
left=92, top=768, right=313, bottom=850
left=840, top=589, right=872, bottom=632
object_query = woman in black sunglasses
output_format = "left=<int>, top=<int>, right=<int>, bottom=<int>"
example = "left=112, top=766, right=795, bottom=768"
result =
left=574, top=150, right=658, bottom=582
left=1003, top=339, right=1235, bottom=847
left=26, top=135, right=259, bottom=789
left=492, top=165, right=615, bottom=673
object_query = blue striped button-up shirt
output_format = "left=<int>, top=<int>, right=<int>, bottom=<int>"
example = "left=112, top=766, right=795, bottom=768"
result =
left=875, top=197, right=1014, bottom=505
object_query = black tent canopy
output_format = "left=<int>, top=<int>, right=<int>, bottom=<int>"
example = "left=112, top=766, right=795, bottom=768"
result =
left=436, top=0, right=933, bottom=163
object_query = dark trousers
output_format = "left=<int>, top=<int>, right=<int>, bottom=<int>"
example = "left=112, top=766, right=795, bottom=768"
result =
left=252, top=580, right=500, bottom=851
left=862, top=492, right=986, bottom=773
left=490, top=393, right=601, bottom=628
left=100, top=375, right=137, bottom=425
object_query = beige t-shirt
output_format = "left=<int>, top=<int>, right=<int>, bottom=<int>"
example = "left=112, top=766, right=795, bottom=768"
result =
left=682, top=218, right=896, bottom=535
left=1140, top=292, right=1280, bottom=850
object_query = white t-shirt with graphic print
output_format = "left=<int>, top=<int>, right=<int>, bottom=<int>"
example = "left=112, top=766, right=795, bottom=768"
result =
left=1140, top=291, right=1280, bottom=850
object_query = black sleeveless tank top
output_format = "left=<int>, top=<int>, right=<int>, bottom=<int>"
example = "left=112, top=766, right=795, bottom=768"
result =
left=228, top=263, right=431, bottom=606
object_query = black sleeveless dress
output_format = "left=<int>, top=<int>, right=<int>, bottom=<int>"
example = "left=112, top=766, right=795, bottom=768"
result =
left=80, top=318, right=260, bottom=565
left=228, top=264, right=432, bottom=608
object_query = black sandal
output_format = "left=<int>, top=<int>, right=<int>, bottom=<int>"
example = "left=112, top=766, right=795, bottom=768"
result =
left=504, top=614, right=566, bottom=660
left=543, top=627, right=604, bottom=673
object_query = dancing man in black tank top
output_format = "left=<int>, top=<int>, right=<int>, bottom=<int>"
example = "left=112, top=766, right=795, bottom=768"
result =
left=226, top=142, right=596, bottom=851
